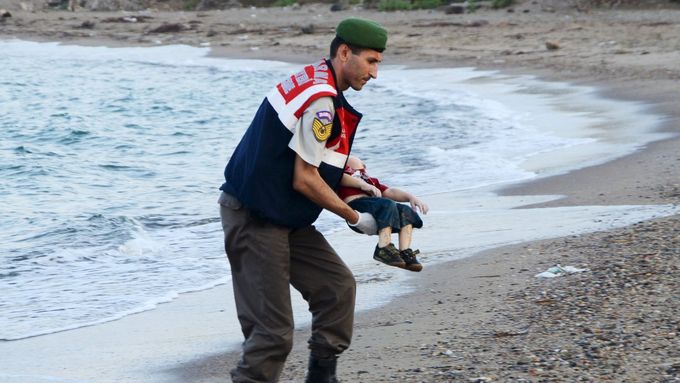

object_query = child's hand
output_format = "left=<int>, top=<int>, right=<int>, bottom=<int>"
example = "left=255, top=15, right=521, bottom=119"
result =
left=360, top=183, right=382, bottom=197
left=410, top=197, right=429, bottom=214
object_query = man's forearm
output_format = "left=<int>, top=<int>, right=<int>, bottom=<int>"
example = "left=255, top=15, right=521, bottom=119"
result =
left=340, top=173, right=364, bottom=188
left=293, top=156, right=359, bottom=223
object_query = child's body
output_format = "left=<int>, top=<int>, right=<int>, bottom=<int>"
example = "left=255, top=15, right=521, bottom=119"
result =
left=337, top=156, right=428, bottom=272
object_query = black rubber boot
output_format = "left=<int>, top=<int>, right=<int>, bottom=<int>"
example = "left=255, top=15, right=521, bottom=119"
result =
left=305, top=355, right=339, bottom=383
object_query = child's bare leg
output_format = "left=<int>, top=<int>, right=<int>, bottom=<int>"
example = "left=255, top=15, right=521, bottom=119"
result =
left=378, top=227, right=392, bottom=247
left=398, top=224, right=413, bottom=250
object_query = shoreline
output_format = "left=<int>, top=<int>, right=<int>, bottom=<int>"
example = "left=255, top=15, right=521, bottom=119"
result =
left=2, top=2, right=680, bottom=382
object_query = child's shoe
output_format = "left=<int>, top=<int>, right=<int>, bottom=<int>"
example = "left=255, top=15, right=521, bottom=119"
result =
left=400, top=248, right=423, bottom=272
left=373, top=244, right=406, bottom=268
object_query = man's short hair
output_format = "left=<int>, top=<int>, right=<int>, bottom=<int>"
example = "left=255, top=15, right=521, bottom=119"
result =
left=330, top=36, right=383, bottom=58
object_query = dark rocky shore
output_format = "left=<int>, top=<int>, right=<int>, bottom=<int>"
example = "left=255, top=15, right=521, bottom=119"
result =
left=392, top=215, right=679, bottom=382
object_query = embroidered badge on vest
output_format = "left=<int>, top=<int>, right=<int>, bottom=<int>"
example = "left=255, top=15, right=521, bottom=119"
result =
left=312, top=117, right=332, bottom=142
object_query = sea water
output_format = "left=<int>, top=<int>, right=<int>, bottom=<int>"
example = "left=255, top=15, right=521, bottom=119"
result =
left=0, top=40, right=673, bottom=342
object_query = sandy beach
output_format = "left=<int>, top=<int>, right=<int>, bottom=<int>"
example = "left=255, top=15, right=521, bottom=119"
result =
left=2, top=0, right=680, bottom=381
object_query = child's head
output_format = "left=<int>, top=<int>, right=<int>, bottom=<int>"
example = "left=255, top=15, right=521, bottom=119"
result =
left=347, top=155, right=365, bottom=170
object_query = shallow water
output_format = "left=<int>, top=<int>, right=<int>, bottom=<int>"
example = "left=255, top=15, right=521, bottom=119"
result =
left=0, top=39, right=671, bottom=341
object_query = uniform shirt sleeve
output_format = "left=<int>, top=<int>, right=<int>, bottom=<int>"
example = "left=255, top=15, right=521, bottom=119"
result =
left=288, top=97, right=335, bottom=167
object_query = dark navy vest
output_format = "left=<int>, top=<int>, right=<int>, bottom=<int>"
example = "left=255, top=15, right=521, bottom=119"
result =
left=220, top=59, right=362, bottom=228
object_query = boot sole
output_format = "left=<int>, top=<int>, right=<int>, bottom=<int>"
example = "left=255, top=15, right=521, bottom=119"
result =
left=373, top=255, right=405, bottom=268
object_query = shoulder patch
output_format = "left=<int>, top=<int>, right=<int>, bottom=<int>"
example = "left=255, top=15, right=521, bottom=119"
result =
left=312, top=117, right=333, bottom=142
left=316, top=110, right=333, bottom=124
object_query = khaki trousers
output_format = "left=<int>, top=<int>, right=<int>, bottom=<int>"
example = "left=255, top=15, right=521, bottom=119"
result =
left=219, top=193, right=356, bottom=383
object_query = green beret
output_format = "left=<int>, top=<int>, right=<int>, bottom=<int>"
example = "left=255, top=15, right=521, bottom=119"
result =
left=336, top=18, right=387, bottom=52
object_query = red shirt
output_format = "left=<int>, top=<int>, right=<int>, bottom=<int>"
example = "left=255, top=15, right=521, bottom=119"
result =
left=336, top=167, right=389, bottom=201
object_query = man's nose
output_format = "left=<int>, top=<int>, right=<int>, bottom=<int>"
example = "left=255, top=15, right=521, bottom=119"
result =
left=369, top=64, right=378, bottom=79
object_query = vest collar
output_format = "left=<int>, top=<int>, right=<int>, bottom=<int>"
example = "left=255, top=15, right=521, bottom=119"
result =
left=326, top=58, right=363, bottom=119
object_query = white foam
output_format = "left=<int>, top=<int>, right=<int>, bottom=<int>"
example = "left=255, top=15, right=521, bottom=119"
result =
left=362, top=67, right=668, bottom=187
left=2, top=214, right=231, bottom=341
left=0, top=374, right=90, bottom=383
left=2, top=274, right=232, bottom=341
left=1, top=38, right=294, bottom=71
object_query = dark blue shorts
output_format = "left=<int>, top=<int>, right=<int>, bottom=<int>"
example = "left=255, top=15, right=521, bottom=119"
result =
left=348, top=197, right=423, bottom=234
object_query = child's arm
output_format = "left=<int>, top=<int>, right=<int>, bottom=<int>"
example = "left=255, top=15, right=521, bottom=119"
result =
left=382, top=187, right=429, bottom=214
left=340, top=173, right=382, bottom=197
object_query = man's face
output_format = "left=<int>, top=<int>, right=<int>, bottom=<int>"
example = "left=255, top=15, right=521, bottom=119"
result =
left=343, top=48, right=383, bottom=91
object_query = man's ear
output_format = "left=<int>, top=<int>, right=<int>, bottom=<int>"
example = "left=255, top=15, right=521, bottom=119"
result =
left=337, top=44, right=351, bottom=63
